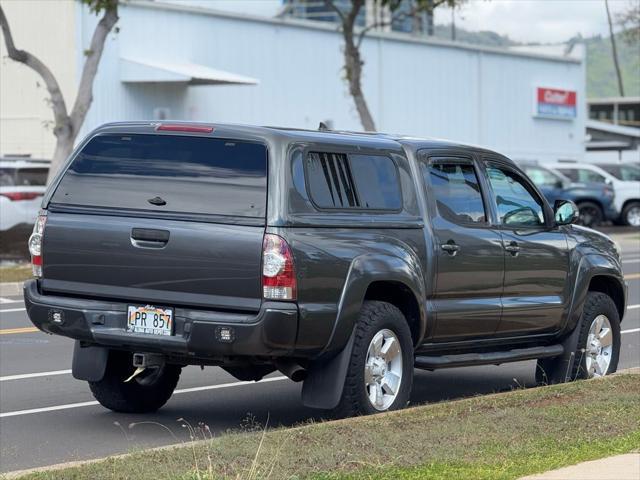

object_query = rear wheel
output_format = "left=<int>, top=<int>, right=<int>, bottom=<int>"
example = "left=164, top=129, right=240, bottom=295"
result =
left=576, top=201, right=603, bottom=227
left=89, top=350, right=181, bottom=413
left=621, top=201, right=640, bottom=227
left=536, top=292, right=620, bottom=384
left=333, top=301, right=414, bottom=418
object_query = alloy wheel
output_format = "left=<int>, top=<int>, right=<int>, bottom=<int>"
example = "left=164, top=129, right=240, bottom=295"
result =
left=364, top=328, right=403, bottom=411
left=627, top=206, right=640, bottom=227
left=585, top=314, right=613, bottom=378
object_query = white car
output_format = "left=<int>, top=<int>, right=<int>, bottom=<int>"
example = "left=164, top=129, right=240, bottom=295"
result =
left=0, top=158, right=49, bottom=236
left=548, top=162, right=640, bottom=227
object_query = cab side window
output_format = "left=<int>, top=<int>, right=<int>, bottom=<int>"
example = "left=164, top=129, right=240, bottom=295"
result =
left=486, top=166, right=545, bottom=227
left=422, top=161, right=486, bottom=224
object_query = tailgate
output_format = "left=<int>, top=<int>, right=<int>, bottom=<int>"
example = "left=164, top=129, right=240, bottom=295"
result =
left=41, top=212, right=264, bottom=311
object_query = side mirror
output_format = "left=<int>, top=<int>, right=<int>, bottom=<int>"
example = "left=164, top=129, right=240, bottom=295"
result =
left=554, top=199, right=579, bottom=225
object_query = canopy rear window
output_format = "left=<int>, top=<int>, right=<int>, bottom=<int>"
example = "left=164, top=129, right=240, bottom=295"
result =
left=51, top=134, right=267, bottom=219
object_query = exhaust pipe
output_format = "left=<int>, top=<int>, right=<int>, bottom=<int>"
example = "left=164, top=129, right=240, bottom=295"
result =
left=275, top=359, right=307, bottom=382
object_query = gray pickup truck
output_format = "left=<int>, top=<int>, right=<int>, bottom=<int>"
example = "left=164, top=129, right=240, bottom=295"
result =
left=25, top=122, right=627, bottom=417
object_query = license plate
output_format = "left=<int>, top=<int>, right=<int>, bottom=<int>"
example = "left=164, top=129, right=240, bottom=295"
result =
left=127, top=305, right=173, bottom=336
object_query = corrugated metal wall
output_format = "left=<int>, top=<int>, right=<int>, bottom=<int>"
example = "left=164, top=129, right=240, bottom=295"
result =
left=79, top=1, right=586, bottom=162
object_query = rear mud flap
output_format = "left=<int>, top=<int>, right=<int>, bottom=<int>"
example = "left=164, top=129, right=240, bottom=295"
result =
left=301, top=331, right=355, bottom=410
left=71, top=341, right=109, bottom=382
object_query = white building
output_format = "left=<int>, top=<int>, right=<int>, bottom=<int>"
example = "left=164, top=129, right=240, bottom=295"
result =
left=1, top=0, right=587, bottom=163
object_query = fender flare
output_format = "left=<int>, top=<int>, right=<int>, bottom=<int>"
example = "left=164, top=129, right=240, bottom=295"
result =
left=563, top=254, right=626, bottom=337
left=301, top=253, right=425, bottom=410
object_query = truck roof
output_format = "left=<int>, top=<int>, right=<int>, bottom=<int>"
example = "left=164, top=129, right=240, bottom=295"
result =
left=91, top=121, right=507, bottom=159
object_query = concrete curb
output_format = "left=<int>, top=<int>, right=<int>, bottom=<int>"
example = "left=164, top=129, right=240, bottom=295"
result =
left=519, top=453, right=640, bottom=480
left=0, top=282, right=24, bottom=297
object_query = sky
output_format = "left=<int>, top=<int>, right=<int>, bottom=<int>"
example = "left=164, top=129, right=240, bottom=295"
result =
left=435, top=0, right=636, bottom=44
left=159, top=0, right=637, bottom=44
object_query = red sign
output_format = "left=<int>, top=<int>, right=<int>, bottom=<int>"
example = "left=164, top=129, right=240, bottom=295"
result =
left=535, top=87, right=577, bottom=119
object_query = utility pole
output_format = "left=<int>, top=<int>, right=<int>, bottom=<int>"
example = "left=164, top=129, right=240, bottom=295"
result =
left=605, top=0, right=625, bottom=97
left=451, top=6, right=456, bottom=41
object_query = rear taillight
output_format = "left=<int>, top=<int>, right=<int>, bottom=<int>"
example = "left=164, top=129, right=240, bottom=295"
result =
left=1, top=192, right=43, bottom=201
left=262, top=234, right=296, bottom=301
left=28, top=214, right=47, bottom=277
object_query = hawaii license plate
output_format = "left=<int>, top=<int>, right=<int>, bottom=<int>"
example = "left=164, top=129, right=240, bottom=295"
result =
left=126, top=305, right=173, bottom=336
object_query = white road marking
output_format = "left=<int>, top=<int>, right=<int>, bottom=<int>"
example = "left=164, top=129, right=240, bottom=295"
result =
left=0, top=307, right=26, bottom=314
left=628, top=305, right=639, bottom=310
left=622, top=328, right=640, bottom=334
left=0, top=376, right=288, bottom=418
left=0, top=297, right=22, bottom=304
left=0, top=369, right=72, bottom=382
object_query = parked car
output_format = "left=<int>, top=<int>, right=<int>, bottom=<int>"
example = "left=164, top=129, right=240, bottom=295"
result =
left=25, top=122, right=626, bottom=417
left=521, top=163, right=617, bottom=227
left=549, top=162, right=640, bottom=227
left=0, top=158, right=49, bottom=246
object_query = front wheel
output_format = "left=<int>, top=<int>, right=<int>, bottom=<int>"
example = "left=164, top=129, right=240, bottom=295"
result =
left=536, top=292, right=620, bottom=384
left=577, top=201, right=603, bottom=227
left=89, top=350, right=181, bottom=413
left=333, top=301, right=414, bottom=418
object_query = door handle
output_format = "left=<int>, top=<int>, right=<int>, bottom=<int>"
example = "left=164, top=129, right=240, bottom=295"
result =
left=504, top=241, right=520, bottom=255
left=131, top=228, right=170, bottom=249
left=441, top=241, right=460, bottom=255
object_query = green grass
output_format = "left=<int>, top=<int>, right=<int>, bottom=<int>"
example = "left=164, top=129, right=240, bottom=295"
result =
left=0, top=264, right=32, bottom=283
left=11, top=373, right=640, bottom=480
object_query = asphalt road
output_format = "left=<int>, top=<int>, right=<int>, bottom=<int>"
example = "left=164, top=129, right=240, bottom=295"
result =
left=1, top=236, right=639, bottom=474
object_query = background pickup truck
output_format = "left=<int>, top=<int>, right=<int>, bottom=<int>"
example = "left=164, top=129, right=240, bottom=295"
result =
left=25, top=122, right=627, bottom=417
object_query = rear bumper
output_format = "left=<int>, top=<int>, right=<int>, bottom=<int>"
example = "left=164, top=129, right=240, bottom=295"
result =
left=24, top=280, right=299, bottom=360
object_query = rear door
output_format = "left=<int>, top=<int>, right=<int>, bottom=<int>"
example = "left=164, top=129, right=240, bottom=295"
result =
left=419, top=154, right=504, bottom=341
left=43, top=132, right=268, bottom=312
left=483, top=160, right=570, bottom=335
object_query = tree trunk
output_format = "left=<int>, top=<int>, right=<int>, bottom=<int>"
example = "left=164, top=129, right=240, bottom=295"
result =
left=344, top=28, right=377, bottom=131
left=426, top=0, right=435, bottom=36
left=50, top=132, right=75, bottom=183
left=605, top=0, right=625, bottom=97
left=0, top=4, right=118, bottom=184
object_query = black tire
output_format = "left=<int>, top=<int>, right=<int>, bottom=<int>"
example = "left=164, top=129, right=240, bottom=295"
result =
left=621, top=201, right=640, bottom=227
left=576, top=201, right=603, bottom=227
left=332, top=301, right=414, bottom=418
left=536, top=292, right=620, bottom=385
left=89, top=350, right=181, bottom=413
